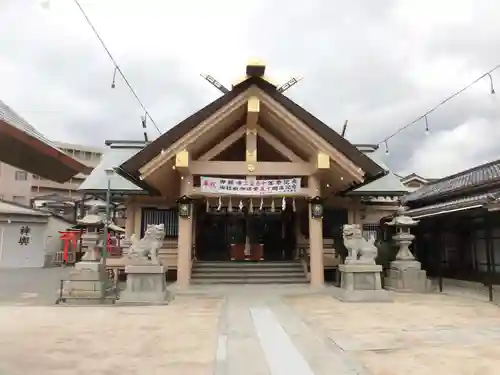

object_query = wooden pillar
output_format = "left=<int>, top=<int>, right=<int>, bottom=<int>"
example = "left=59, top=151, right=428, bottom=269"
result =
left=435, top=220, right=443, bottom=292
left=488, top=213, right=497, bottom=274
left=347, top=209, right=355, bottom=224
left=245, top=120, right=257, bottom=258
left=177, top=175, right=193, bottom=287
left=308, top=175, right=324, bottom=287
left=485, top=213, right=494, bottom=302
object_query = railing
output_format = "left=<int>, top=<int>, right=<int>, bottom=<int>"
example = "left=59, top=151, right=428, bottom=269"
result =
left=55, top=275, right=120, bottom=305
left=52, top=251, right=76, bottom=266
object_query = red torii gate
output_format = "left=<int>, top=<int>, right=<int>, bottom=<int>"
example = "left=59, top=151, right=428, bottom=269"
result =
left=58, top=230, right=81, bottom=263
left=59, top=230, right=119, bottom=262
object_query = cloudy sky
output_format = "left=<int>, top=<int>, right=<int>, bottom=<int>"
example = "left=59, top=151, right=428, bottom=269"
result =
left=1, top=0, right=500, bottom=178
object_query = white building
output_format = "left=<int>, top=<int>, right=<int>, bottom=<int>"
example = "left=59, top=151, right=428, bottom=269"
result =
left=0, top=199, right=73, bottom=268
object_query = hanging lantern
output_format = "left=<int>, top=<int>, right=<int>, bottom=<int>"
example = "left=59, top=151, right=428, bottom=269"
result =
left=111, top=66, right=117, bottom=88
left=282, top=197, right=286, bottom=210
left=249, top=199, right=254, bottom=213
left=271, top=199, right=275, bottom=212
left=238, top=200, right=244, bottom=211
left=217, top=196, right=222, bottom=211
left=259, top=198, right=263, bottom=211
left=292, top=198, right=296, bottom=212
left=228, top=197, right=232, bottom=212
left=309, top=196, right=323, bottom=219
left=177, top=195, right=193, bottom=218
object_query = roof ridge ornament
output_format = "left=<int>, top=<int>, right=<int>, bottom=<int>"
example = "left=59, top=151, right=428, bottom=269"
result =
left=201, top=60, right=304, bottom=92
left=200, top=74, right=230, bottom=94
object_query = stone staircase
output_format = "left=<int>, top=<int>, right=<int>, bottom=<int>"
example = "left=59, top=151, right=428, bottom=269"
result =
left=191, top=261, right=308, bottom=284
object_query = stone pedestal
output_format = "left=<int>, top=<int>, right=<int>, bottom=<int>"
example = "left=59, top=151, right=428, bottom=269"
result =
left=384, top=260, right=433, bottom=292
left=119, top=264, right=172, bottom=304
left=62, top=261, right=112, bottom=299
left=335, top=264, right=392, bottom=302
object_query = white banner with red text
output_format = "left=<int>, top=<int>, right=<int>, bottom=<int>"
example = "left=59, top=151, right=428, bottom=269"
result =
left=200, top=177, right=301, bottom=196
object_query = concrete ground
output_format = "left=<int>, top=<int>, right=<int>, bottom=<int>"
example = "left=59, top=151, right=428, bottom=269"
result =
left=0, top=268, right=499, bottom=374
left=0, top=267, right=70, bottom=305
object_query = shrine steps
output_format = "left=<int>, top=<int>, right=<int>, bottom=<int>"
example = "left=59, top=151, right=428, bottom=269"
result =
left=190, top=261, right=308, bottom=284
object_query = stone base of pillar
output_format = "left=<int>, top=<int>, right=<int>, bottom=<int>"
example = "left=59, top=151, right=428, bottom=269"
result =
left=335, top=263, right=392, bottom=302
left=62, top=261, right=113, bottom=301
left=118, top=264, right=173, bottom=305
left=384, top=260, right=433, bottom=293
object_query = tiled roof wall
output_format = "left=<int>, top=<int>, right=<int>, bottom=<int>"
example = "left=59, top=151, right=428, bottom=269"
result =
left=405, top=159, right=500, bottom=203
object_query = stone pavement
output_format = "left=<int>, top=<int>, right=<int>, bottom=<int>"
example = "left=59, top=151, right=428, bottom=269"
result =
left=0, top=296, right=223, bottom=375
left=0, top=269, right=499, bottom=374
left=286, top=292, right=500, bottom=375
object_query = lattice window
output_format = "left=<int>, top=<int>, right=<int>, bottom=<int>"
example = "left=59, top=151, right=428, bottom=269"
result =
left=362, top=224, right=380, bottom=241
left=141, top=208, right=178, bottom=238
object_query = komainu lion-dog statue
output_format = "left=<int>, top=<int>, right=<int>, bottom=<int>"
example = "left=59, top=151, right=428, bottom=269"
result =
left=127, top=224, right=165, bottom=265
left=342, top=224, right=377, bottom=264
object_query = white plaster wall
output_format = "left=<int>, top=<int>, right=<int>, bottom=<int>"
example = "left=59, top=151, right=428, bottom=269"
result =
left=0, top=219, right=46, bottom=268
left=43, top=216, right=73, bottom=267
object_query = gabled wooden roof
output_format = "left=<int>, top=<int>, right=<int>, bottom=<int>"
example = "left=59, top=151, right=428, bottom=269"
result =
left=0, top=100, right=90, bottom=182
left=119, top=76, right=385, bottom=182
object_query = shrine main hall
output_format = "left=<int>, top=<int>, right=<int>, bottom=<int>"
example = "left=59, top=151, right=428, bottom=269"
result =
left=79, top=62, right=408, bottom=286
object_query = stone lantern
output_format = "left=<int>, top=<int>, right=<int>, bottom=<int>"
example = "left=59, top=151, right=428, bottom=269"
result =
left=388, top=206, right=419, bottom=263
left=384, top=206, right=432, bottom=292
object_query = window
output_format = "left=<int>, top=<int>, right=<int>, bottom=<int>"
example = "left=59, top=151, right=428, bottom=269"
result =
left=15, top=171, right=27, bottom=181
left=141, top=208, right=178, bottom=238
left=84, top=151, right=92, bottom=160
left=362, top=223, right=380, bottom=241
left=13, top=196, right=26, bottom=204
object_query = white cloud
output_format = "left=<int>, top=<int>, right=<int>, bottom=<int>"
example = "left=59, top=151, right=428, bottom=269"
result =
left=1, top=0, right=500, bottom=176
left=405, top=117, right=500, bottom=177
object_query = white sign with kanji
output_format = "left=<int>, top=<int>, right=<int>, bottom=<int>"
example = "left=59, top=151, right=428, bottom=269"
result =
left=200, top=177, right=301, bottom=196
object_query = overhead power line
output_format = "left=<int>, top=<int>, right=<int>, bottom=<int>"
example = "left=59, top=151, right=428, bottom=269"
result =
left=72, top=0, right=161, bottom=136
left=378, top=63, right=500, bottom=153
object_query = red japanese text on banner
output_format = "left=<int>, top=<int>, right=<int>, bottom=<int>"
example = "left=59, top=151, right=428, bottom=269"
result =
left=200, top=177, right=301, bottom=196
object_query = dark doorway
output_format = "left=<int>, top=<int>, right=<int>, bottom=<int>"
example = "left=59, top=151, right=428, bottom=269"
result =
left=282, top=208, right=296, bottom=260
left=196, top=213, right=229, bottom=261
left=196, top=209, right=297, bottom=262
left=262, top=213, right=283, bottom=260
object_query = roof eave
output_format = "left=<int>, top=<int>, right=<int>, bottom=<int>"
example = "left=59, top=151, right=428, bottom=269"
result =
left=347, top=190, right=408, bottom=196
left=337, top=170, right=389, bottom=196
left=114, top=167, right=162, bottom=196
left=120, top=79, right=254, bottom=174
left=0, top=119, right=89, bottom=182
left=254, top=79, right=386, bottom=178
